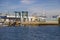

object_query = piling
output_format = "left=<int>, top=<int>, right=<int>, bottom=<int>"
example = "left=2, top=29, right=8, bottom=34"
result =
left=58, top=18, right=60, bottom=24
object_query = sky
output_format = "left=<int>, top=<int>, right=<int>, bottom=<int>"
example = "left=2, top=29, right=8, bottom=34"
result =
left=0, top=0, right=60, bottom=16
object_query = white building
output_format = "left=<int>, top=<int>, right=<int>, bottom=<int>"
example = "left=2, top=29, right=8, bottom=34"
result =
left=0, top=15, right=47, bottom=23
left=6, top=15, right=40, bottom=22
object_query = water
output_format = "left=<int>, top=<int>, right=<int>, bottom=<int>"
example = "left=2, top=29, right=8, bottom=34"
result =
left=0, top=25, right=60, bottom=40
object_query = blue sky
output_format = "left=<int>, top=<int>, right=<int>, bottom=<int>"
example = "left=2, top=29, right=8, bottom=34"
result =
left=0, top=0, right=60, bottom=16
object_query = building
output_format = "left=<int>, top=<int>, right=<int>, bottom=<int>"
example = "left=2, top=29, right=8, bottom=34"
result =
left=6, top=15, right=39, bottom=22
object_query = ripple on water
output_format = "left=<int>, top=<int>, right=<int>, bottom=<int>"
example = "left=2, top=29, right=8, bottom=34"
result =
left=0, top=25, right=60, bottom=40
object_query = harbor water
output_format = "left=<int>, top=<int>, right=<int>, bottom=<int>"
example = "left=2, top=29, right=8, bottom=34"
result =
left=0, top=25, right=60, bottom=40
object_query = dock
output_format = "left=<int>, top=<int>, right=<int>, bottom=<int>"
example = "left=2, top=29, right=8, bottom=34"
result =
left=0, top=21, right=59, bottom=27
left=21, top=21, right=58, bottom=25
left=4, top=21, right=58, bottom=26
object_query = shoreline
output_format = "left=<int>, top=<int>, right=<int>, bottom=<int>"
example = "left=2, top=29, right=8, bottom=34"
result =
left=0, top=21, right=59, bottom=26
left=0, top=21, right=60, bottom=27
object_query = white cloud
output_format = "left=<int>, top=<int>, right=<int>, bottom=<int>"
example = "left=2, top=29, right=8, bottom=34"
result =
left=20, top=0, right=35, bottom=4
left=0, top=0, right=60, bottom=16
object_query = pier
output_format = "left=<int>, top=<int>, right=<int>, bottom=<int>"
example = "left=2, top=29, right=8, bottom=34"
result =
left=3, top=21, right=58, bottom=26
left=20, top=21, right=58, bottom=25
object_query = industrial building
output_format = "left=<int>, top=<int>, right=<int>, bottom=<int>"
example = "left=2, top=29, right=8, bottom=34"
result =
left=0, top=11, right=47, bottom=26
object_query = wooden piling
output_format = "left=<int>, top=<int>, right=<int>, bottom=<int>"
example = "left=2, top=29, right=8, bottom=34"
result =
left=58, top=18, right=60, bottom=24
